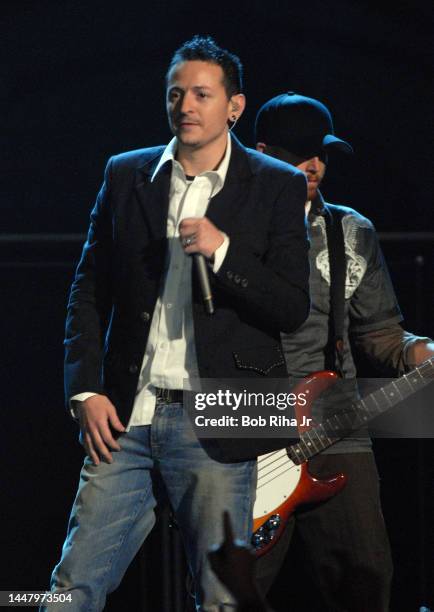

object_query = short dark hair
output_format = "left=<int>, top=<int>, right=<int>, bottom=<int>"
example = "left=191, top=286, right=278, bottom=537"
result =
left=166, top=35, right=243, bottom=98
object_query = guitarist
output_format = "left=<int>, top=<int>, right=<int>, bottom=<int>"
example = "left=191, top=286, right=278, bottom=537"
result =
left=254, top=92, right=434, bottom=611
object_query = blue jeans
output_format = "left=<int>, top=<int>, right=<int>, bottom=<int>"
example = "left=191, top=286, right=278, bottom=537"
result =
left=44, top=402, right=256, bottom=611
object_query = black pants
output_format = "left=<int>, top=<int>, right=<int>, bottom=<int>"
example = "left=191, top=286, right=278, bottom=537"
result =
left=256, top=452, right=393, bottom=612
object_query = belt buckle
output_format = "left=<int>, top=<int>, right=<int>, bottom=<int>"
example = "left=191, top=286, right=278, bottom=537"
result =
left=156, top=387, right=170, bottom=403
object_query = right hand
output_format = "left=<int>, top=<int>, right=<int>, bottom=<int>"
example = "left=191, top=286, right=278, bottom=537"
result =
left=76, top=394, right=126, bottom=465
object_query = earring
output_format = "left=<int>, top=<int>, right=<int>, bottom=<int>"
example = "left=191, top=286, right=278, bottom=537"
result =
left=229, top=114, right=239, bottom=132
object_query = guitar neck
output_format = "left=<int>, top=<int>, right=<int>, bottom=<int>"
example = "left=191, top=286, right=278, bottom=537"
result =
left=288, top=357, right=434, bottom=465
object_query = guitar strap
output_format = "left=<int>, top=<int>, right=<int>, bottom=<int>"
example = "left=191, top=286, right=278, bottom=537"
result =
left=323, top=203, right=346, bottom=377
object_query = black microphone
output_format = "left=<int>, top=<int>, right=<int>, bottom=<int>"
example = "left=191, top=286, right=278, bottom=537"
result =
left=194, top=254, right=214, bottom=315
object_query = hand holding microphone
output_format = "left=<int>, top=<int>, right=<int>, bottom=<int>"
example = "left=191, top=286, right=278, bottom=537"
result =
left=180, top=217, right=225, bottom=315
left=179, top=217, right=224, bottom=258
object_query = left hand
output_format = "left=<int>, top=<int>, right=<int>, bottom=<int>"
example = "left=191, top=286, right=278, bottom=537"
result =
left=179, top=217, right=224, bottom=259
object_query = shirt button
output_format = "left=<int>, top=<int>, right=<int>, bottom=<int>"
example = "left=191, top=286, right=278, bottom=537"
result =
left=129, top=364, right=138, bottom=374
left=159, top=342, right=166, bottom=350
left=140, top=311, right=150, bottom=322
left=167, top=303, right=173, bottom=309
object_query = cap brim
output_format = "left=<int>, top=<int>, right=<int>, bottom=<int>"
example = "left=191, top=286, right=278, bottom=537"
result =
left=323, top=134, right=353, bottom=154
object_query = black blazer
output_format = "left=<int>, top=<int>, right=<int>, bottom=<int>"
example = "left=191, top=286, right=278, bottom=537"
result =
left=64, top=135, right=310, bottom=461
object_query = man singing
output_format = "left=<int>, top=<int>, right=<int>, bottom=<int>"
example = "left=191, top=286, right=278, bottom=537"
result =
left=44, top=40, right=310, bottom=611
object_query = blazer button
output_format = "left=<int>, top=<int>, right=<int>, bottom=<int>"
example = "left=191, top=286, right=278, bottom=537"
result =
left=140, top=311, right=151, bottom=322
left=241, top=278, right=248, bottom=288
left=226, top=270, right=234, bottom=280
left=129, top=363, right=139, bottom=374
left=234, top=274, right=241, bottom=284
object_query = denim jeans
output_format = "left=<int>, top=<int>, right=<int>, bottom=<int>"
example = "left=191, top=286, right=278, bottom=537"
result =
left=43, top=402, right=256, bottom=611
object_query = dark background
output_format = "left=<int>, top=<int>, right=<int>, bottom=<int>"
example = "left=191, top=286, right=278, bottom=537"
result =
left=1, top=1, right=433, bottom=611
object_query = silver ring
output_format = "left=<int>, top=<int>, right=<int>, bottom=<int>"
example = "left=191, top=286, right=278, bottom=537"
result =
left=182, top=235, right=195, bottom=247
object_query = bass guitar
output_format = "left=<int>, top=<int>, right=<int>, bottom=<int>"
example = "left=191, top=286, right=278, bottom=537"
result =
left=252, top=357, right=434, bottom=557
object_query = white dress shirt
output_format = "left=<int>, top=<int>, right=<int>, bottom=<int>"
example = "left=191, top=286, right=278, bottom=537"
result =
left=72, top=134, right=231, bottom=428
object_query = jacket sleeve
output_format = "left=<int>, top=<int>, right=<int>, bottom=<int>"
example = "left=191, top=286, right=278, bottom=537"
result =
left=214, top=171, right=310, bottom=334
left=64, top=157, right=114, bottom=401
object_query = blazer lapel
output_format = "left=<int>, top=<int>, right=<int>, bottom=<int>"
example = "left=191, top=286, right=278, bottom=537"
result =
left=134, top=153, right=171, bottom=240
left=206, top=135, right=253, bottom=232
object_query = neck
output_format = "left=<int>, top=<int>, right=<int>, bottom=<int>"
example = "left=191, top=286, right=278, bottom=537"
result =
left=176, top=132, right=228, bottom=176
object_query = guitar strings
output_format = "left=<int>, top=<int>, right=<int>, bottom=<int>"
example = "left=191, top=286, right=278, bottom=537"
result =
left=257, top=451, right=290, bottom=479
left=257, top=461, right=301, bottom=491
left=257, top=448, right=287, bottom=466
left=256, top=455, right=302, bottom=490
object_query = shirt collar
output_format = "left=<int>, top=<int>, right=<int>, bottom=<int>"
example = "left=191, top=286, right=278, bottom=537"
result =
left=151, top=132, right=232, bottom=194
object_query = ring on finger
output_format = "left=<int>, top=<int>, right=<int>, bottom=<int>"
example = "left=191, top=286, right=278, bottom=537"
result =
left=182, top=234, right=196, bottom=247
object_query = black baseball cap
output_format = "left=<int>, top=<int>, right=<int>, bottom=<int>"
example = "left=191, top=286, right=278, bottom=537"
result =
left=255, top=92, right=353, bottom=157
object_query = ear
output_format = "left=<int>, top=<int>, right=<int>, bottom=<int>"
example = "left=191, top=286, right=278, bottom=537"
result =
left=228, top=93, right=246, bottom=119
left=256, top=142, right=267, bottom=153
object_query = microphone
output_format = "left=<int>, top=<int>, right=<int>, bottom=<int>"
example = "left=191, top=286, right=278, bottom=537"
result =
left=194, top=254, right=214, bottom=315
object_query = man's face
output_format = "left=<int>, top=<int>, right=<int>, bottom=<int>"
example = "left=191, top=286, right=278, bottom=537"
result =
left=256, top=144, right=327, bottom=201
left=166, top=60, right=235, bottom=152
left=295, top=155, right=326, bottom=201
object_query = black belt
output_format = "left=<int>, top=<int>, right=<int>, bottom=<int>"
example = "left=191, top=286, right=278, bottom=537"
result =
left=155, top=387, right=184, bottom=403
